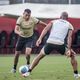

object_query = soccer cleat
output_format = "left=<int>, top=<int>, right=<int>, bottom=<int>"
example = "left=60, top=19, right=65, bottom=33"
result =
left=11, top=68, right=16, bottom=73
left=22, top=72, right=30, bottom=77
left=27, top=64, right=30, bottom=68
left=74, top=73, right=80, bottom=79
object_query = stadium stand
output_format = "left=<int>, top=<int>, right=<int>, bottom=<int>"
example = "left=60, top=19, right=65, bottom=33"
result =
left=7, top=30, right=18, bottom=54
left=9, top=0, right=80, bottom=4
left=0, top=31, right=8, bottom=53
left=0, top=0, right=9, bottom=5
left=72, top=30, right=80, bottom=53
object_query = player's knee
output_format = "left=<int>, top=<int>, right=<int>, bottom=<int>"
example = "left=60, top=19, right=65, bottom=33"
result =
left=40, top=48, right=46, bottom=56
left=26, top=48, right=32, bottom=55
left=70, top=54, right=75, bottom=59
left=15, top=53, right=20, bottom=59
left=15, top=51, right=20, bottom=55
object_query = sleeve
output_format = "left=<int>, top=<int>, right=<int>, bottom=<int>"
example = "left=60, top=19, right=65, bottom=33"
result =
left=32, top=17, right=39, bottom=24
left=69, top=23, right=74, bottom=30
left=16, top=17, right=22, bottom=26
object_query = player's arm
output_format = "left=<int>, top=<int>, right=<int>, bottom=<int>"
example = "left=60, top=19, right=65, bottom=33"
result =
left=66, top=29, right=73, bottom=57
left=38, top=20, right=47, bottom=26
left=14, top=17, right=23, bottom=35
left=36, top=21, right=52, bottom=46
left=39, top=22, right=52, bottom=40
left=33, top=18, right=47, bottom=30
left=67, top=29, right=73, bottom=50
left=34, top=20, right=47, bottom=30
left=67, top=23, right=74, bottom=50
left=14, top=25, right=21, bottom=35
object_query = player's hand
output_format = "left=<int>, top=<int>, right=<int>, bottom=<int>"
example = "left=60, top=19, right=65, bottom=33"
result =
left=36, top=38, right=42, bottom=47
left=18, top=31, right=23, bottom=35
left=66, top=49, right=71, bottom=58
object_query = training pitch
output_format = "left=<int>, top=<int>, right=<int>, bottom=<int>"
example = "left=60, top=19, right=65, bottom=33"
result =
left=0, top=54, right=80, bottom=80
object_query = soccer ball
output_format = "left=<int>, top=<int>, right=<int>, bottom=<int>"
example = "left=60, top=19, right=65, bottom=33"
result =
left=19, top=65, right=29, bottom=77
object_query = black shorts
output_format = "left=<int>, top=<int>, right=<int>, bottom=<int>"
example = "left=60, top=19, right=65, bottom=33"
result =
left=44, top=43, right=66, bottom=55
left=16, top=35, right=34, bottom=51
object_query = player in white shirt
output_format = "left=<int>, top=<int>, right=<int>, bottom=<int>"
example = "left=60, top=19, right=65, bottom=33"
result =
left=27, top=12, right=80, bottom=79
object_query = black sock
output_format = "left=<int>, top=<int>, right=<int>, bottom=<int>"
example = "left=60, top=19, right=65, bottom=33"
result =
left=74, top=70, right=78, bottom=74
left=27, top=61, right=30, bottom=65
left=28, top=69, right=32, bottom=72
left=26, top=55, right=30, bottom=65
left=13, top=65, right=16, bottom=70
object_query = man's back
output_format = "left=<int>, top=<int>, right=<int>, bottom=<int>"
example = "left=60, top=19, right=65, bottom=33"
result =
left=47, top=19, right=73, bottom=45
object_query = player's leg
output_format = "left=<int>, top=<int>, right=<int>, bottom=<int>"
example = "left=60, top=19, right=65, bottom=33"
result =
left=25, top=36, right=34, bottom=66
left=12, top=51, right=21, bottom=73
left=11, top=36, right=25, bottom=73
left=28, top=43, right=54, bottom=73
left=21, top=48, right=46, bottom=77
left=29, top=48, right=46, bottom=71
left=25, top=48, right=32, bottom=66
left=65, top=48, right=80, bottom=78
left=70, top=49, right=80, bottom=78
left=70, top=49, right=77, bottom=72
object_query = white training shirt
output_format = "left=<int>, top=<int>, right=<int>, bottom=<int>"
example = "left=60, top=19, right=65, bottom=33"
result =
left=47, top=19, right=74, bottom=45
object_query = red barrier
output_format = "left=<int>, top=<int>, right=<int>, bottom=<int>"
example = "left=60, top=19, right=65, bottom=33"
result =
left=0, top=17, right=16, bottom=34
left=0, top=17, right=80, bottom=54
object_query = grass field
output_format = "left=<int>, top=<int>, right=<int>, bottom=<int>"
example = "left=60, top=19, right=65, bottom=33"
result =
left=0, top=54, right=80, bottom=80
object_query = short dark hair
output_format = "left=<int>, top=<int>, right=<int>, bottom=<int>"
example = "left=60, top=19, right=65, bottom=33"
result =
left=24, top=9, right=31, bottom=14
left=60, top=12, right=68, bottom=19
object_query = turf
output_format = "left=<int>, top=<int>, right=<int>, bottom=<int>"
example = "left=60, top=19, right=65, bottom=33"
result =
left=0, top=54, right=80, bottom=80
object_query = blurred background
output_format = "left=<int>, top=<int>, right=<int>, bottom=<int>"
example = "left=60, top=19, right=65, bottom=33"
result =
left=0, top=0, right=80, bottom=5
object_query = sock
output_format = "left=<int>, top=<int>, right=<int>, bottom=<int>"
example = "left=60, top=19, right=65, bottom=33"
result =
left=13, top=65, right=17, bottom=70
left=26, top=55, right=30, bottom=65
left=27, top=61, right=30, bottom=65
left=74, top=70, right=78, bottom=74
left=28, top=69, right=32, bottom=72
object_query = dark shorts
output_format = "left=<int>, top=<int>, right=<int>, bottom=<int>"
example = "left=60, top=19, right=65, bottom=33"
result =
left=16, top=35, right=34, bottom=51
left=44, top=43, right=66, bottom=55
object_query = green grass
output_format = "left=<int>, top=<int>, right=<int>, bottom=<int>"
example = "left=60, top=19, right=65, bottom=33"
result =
left=0, top=54, right=80, bottom=80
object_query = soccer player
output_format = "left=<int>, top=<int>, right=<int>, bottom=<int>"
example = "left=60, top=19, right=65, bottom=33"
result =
left=11, top=9, right=47, bottom=73
left=27, top=12, right=80, bottom=79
